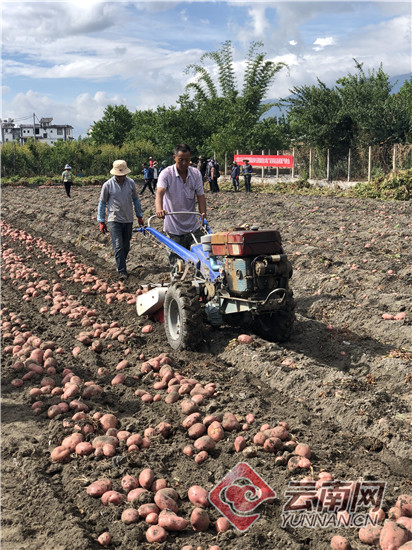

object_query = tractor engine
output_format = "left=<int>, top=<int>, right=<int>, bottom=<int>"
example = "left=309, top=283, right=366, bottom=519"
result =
left=209, top=229, right=292, bottom=298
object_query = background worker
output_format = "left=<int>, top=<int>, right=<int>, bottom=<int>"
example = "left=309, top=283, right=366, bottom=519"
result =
left=155, top=143, right=206, bottom=271
left=231, top=161, right=240, bottom=191
left=241, top=159, right=253, bottom=192
left=141, top=162, right=155, bottom=195
left=61, top=164, right=73, bottom=197
left=97, top=160, right=144, bottom=280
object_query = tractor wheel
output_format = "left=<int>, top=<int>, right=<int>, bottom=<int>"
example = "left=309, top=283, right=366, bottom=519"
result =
left=164, top=282, right=204, bottom=351
left=252, top=291, right=296, bottom=343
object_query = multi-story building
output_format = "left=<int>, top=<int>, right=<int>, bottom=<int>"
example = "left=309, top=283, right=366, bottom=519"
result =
left=1, top=117, right=74, bottom=145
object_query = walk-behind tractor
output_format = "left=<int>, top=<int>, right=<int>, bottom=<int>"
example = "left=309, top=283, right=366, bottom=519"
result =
left=135, top=213, right=295, bottom=351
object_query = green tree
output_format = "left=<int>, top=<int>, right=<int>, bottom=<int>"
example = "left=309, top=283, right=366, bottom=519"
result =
left=184, top=41, right=287, bottom=153
left=90, top=105, right=133, bottom=147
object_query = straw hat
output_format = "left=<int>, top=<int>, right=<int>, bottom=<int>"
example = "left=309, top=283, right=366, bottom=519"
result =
left=110, top=160, right=131, bottom=176
left=64, top=164, right=71, bottom=169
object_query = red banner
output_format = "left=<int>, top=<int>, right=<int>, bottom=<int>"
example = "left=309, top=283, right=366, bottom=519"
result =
left=234, top=154, right=293, bottom=168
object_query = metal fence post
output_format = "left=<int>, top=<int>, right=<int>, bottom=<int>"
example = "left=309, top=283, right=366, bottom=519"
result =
left=327, top=149, right=330, bottom=181
left=392, top=144, right=397, bottom=172
left=261, top=149, right=264, bottom=179
left=348, top=148, right=351, bottom=182
left=368, top=146, right=372, bottom=182
left=309, top=148, right=312, bottom=179
left=292, top=148, right=295, bottom=178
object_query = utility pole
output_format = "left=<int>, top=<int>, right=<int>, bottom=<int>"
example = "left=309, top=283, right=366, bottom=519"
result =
left=33, top=113, right=36, bottom=140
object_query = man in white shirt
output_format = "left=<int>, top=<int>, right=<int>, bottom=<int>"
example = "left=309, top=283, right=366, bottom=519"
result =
left=155, top=143, right=206, bottom=270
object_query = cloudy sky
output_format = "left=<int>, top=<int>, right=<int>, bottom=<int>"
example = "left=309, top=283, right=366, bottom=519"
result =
left=1, top=0, right=411, bottom=138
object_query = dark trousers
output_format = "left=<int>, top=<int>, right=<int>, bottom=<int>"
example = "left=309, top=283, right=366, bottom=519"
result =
left=209, top=177, right=220, bottom=193
left=107, top=222, right=133, bottom=274
left=64, top=182, right=72, bottom=197
left=141, top=179, right=154, bottom=195
left=244, top=174, right=252, bottom=192
left=166, top=228, right=204, bottom=271
left=232, top=177, right=239, bottom=191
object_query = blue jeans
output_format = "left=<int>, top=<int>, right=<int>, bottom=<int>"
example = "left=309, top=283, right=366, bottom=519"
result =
left=108, top=222, right=133, bottom=274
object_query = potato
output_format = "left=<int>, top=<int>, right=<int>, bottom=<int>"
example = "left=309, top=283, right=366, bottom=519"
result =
left=156, top=421, right=172, bottom=437
left=145, top=525, right=167, bottom=543
left=369, top=507, right=386, bottom=523
left=151, top=478, right=167, bottom=492
left=398, top=543, right=412, bottom=550
left=194, top=451, right=209, bottom=464
left=183, top=445, right=194, bottom=457
left=138, top=503, right=160, bottom=518
left=234, top=436, right=247, bottom=452
left=75, top=442, right=93, bottom=456
left=102, top=443, right=116, bottom=457
left=238, top=334, right=253, bottom=344
left=181, top=399, right=199, bottom=415
left=158, top=509, right=188, bottom=531
left=92, top=435, right=118, bottom=449
left=216, top=516, right=231, bottom=533
left=330, top=535, right=351, bottom=549
left=253, top=432, right=267, bottom=446
left=121, top=508, right=140, bottom=524
left=121, top=475, right=139, bottom=492
left=271, top=425, right=289, bottom=440
left=207, top=421, right=224, bottom=442
left=221, top=412, right=240, bottom=432
left=397, top=495, right=412, bottom=518
left=183, top=412, right=202, bottom=429
left=50, top=445, right=71, bottom=463
left=127, top=488, right=149, bottom=502
left=139, top=468, right=155, bottom=490
left=154, top=489, right=179, bottom=513
left=379, top=520, right=409, bottom=550
left=190, top=507, right=210, bottom=532
left=188, top=486, right=209, bottom=508
left=145, top=512, right=159, bottom=525
left=62, top=433, right=84, bottom=452
left=188, top=423, right=206, bottom=439
left=358, top=524, right=382, bottom=545
left=194, top=436, right=216, bottom=452
left=397, top=516, right=412, bottom=532
left=101, top=490, right=125, bottom=506
left=294, top=443, right=311, bottom=459
left=86, top=478, right=112, bottom=498
left=97, top=532, right=111, bottom=547
left=263, top=437, right=282, bottom=453
left=126, top=433, right=143, bottom=447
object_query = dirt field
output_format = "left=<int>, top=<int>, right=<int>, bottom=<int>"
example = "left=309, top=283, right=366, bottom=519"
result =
left=1, top=184, right=411, bottom=550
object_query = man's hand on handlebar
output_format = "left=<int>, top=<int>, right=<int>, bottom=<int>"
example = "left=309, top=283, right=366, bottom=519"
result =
left=156, top=209, right=167, bottom=219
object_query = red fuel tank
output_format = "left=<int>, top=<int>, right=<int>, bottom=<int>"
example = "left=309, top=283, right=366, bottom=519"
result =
left=210, top=229, right=282, bottom=256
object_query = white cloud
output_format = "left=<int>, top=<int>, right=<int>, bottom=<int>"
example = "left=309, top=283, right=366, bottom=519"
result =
left=289, top=40, right=298, bottom=46
left=313, top=36, right=335, bottom=51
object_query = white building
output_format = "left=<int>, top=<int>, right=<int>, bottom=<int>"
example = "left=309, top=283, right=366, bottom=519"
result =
left=1, top=117, right=74, bottom=145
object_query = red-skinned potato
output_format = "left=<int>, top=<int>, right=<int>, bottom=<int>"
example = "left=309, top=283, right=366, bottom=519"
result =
left=194, top=451, right=209, bottom=464
left=75, top=442, right=93, bottom=456
left=151, top=478, right=167, bottom=492
left=188, top=423, right=206, bottom=439
left=397, top=516, right=412, bottom=532
left=138, top=503, right=160, bottom=518
left=61, top=433, right=84, bottom=452
left=139, top=468, right=155, bottom=490
left=183, top=413, right=202, bottom=429
left=238, top=334, right=253, bottom=344
left=145, top=525, right=168, bottom=543
left=221, top=412, right=240, bottom=432
left=207, top=421, right=224, bottom=442
left=216, top=516, right=231, bottom=533
left=194, top=436, right=215, bottom=452
left=398, top=543, right=412, bottom=550
left=121, top=475, right=139, bottom=492
left=190, top=507, right=210, bottom=531
left=50, top=445, right=71, bottom=463
left=158, top=509, right=188, bottom=531
left=294, top=443, right=311, bottom=459
left=379, top=520, right=409, bottom=550
left=154, top=489, right=179, bottom=513
left=358, top=524, right=382, bottom=545
left=127, top=488, right=148, bottom=502
left=121, top=508, right=140, bottom=524
left=397, top=495, right=412, bottom=518
left=87, top=478, right=112, bottom=497
left=101, top=490, right=125, bottom=506
left=330, top=535, right=351, bottom=549
left=145, top=512, right=159, bottom=525
left=188, top=486, right=209, bottom=508
left=97, top=532, right=111, bottom=547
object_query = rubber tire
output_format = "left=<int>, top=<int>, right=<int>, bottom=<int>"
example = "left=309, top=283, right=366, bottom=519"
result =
left=164, top=282, right=204, bottom=351
left=252, top=291, right=296, bottom=343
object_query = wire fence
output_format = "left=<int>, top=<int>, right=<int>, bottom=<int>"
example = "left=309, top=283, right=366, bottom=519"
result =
left=230, top=144, right=412, bottom=183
